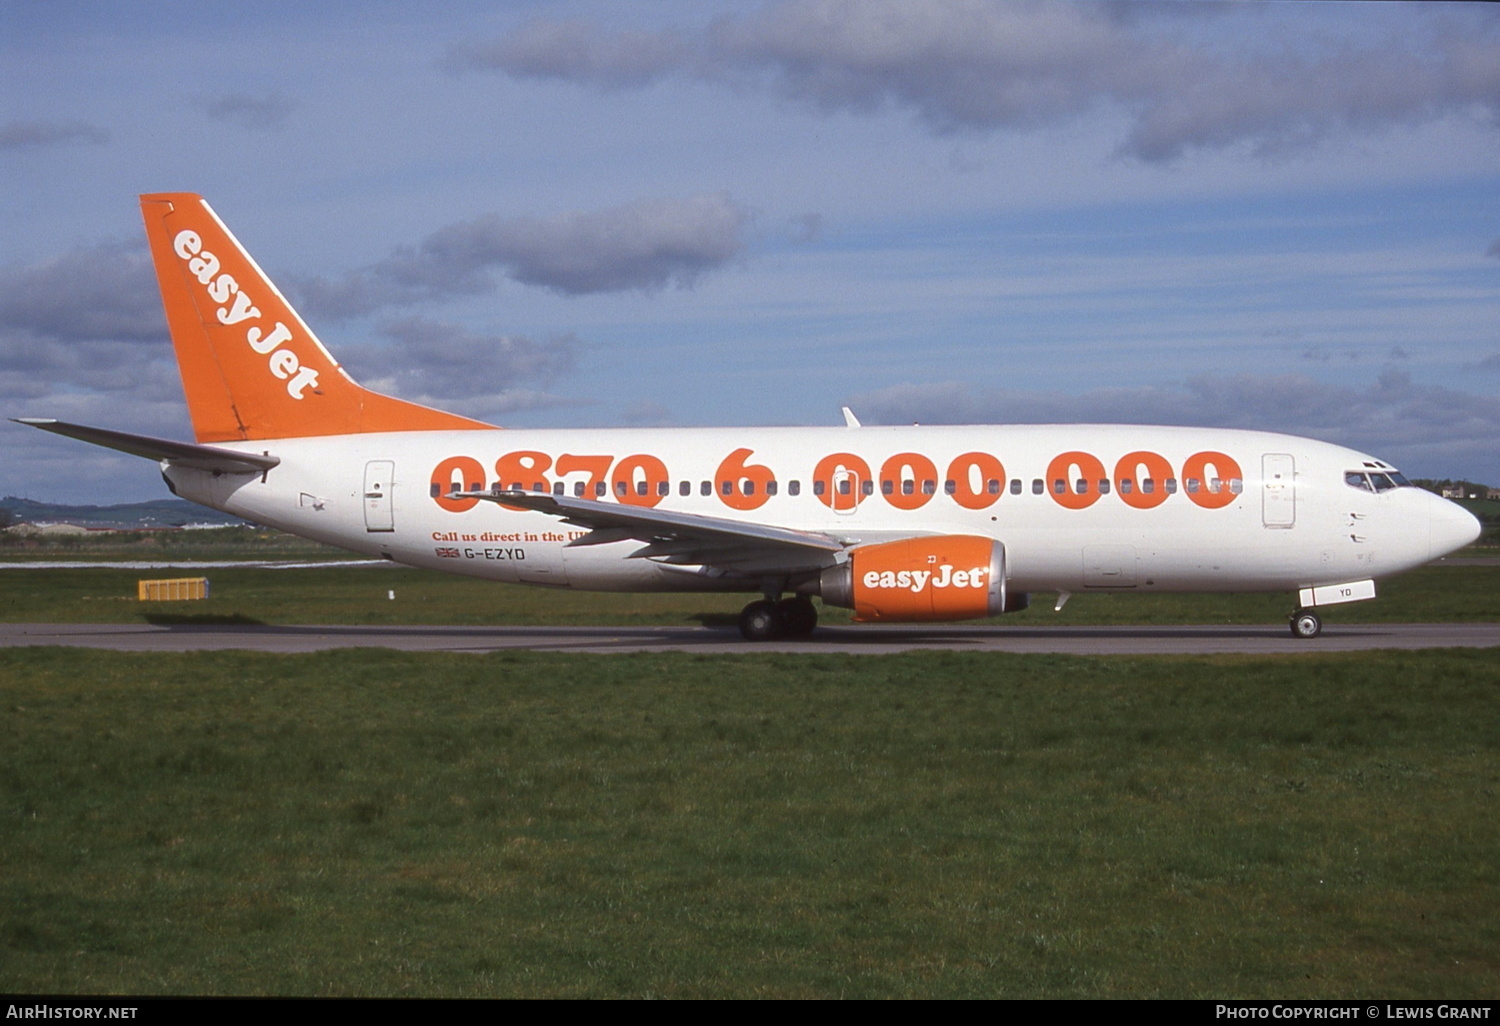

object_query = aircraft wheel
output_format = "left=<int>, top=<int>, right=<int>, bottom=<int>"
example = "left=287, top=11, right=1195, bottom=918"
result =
left=778, top=596, right=818, bottom=637
left=1289, top=610, right=1322, bottom=639
left=739, top=600, right=784, bottom=641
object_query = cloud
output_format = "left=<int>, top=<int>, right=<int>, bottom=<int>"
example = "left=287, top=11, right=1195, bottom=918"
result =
left=846, top=369, right=1500, bottom=477
left=292, top=193, right=749, bottom=318
left=0, top=240, right=181, bottom=404
left=200, top=93, right=296, bottom=131
left=0, top=120, right=109, bottom=151
left=788, top=213, right=823, bottom=243
left=1487, top=239, right=1500, bottom=259
left=620, top=400, right=673, bottom=426
left=0, top=240, right=163, bottom=345
left=334, top=317, right=583, bottom=421
left=448, top=18, right=687, bottom=88
left=454, top=0, right=1500, bottom=162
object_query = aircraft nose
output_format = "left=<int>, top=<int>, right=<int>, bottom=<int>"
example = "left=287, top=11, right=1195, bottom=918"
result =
left=1428, top=492, right=1481, bottom=561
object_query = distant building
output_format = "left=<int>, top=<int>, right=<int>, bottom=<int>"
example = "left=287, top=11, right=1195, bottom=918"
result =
left=8, top=522, right=90, bottom=536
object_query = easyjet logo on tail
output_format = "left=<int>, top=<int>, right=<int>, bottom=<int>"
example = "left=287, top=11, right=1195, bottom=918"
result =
left=172, top=229, right=320, bottom=400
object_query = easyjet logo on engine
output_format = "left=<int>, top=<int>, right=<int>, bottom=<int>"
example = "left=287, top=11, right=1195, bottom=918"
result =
left=863, top=564, right=988, bottom=593
left=173, top=229, right=320, bottom=400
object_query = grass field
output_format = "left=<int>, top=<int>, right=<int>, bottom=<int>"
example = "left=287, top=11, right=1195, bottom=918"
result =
left=0, top=560, right=1497, bottom=628
left=2, top=552, right=1496, bottom=997
left=2, top=647, right=1497, bottom=998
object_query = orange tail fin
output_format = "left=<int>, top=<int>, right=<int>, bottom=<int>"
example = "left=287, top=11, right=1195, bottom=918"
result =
left=140, top=193, right=493, bottom=442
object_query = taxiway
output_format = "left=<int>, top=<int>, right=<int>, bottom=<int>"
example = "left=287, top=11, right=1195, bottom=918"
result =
left=1, top=622, right=1495, bottom=655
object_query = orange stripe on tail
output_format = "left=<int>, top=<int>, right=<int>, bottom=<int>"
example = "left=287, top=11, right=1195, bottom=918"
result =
left=141, top=193, right=495, bottom=442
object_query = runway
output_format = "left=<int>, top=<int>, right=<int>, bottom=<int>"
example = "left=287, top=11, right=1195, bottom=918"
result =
left=1, top=621, right=1495, bottom=655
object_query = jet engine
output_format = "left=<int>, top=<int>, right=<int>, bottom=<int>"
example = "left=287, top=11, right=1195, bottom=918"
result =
left=818, top=535, right=1027, bottom=622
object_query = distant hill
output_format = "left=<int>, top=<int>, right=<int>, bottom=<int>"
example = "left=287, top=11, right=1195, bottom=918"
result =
left=0, top=496, right=246, bottom=530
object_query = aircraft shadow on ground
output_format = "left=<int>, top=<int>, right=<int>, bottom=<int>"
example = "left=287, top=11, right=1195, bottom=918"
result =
left=143, top=612, right=267, bottom=626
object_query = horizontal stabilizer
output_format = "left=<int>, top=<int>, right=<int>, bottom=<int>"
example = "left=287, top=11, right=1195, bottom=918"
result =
left=13, top=418, right=279, bottom=474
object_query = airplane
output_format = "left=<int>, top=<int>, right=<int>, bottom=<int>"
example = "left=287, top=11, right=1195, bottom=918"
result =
left=15, top=193, right=1483, bottom=640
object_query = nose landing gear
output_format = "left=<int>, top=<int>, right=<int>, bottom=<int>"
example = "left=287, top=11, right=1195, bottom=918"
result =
left=1289, top=609, right=1323, bottom=639
left=738, top=595, right=819, bottom=641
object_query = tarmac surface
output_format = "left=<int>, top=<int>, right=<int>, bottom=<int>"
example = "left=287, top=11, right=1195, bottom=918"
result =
left=2, top=622, right=1495, bottom=655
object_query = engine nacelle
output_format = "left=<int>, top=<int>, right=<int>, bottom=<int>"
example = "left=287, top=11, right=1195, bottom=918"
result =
left=818, top=535, right=1025, bottom=622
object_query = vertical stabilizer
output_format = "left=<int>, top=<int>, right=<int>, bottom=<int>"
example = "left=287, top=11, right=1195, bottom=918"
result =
left=140, top=193, right=493, bottom=442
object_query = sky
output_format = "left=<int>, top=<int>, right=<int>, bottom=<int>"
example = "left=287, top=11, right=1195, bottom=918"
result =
left=2, top=0, right=1498, bottom=504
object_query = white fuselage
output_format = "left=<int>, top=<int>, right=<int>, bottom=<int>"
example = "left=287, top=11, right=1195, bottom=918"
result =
left=163, top=424, right=1477, bottom=600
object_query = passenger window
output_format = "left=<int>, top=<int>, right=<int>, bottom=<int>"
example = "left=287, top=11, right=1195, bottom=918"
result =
left=1032, top=479, right=1044, bottom=495
left=701, top=481, right=712, bottom=496
left=744, top=481, right=756, bottom=496
left=1010, top=479, right=1022, bottom=495
left=922, top=480, right=935, bottom=495
left=721, top=481, right=733, bottom=495
left=988, top=479, right=1001, bottom=495
left=788, top=480, right=800, bottom=496
left=595, top=481, right=607, bottom=497
left=574, top=482, right=585, bottom=497
left=862, top=481, right=874, bottom=496
left=430, top=483, right=441, bottom=498
left=553, top=482, right=565, bottom=495
left=1209, top=478, right=1221, bottom=493
left=679, top=481, right=690, bottom=497
left=1186, top=478, right=1200, bottom=493
left=813, top=480, right=826, bottom=497
left=882, top=480, right=895, bottom=495
left=1053, top=479, right=1066, bottom=495
left=838, top=480, right=851, bottom=496
left=657, top=481, right=669, bottom=496
left=944, top=479, right=957, bottom=495
left=1075, top=479, right=1088, bottom=494
left=1229, top=478, right=1243, bottom=494
left=1142, top=478, right=1154, bottom=494
left=766, top=481, right=778, bottom=496
left=901, top=480, right=914, bottom=496
left=1165, top=478, right=1177, bottom=494
left=1098, top=479, right=1110, bottom=495
left=617, top=481, right=629, bottom=497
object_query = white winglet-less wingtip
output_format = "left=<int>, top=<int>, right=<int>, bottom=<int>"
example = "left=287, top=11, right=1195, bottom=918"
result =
left=16, top=195, right=1482, bottom=639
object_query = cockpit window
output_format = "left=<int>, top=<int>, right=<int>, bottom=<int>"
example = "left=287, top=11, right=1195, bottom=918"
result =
left=1346, top=470, right=1413, bottom=492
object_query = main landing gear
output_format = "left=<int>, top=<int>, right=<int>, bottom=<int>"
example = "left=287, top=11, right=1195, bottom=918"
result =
left=1289, top=609, right=1322, bottom=639
left=738, top=596, right=818, bottom=641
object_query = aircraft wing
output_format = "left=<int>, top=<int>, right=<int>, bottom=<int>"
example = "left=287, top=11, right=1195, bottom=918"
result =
left=13, top=419, right=280, bottom=474
left=460, top=490, right=847, bottom=575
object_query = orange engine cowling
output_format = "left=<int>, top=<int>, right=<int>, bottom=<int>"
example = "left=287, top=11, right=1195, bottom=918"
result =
left=817, top=535, right=1025, bottom=622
